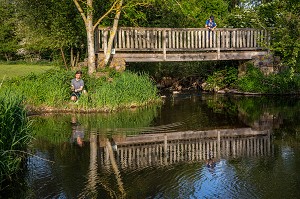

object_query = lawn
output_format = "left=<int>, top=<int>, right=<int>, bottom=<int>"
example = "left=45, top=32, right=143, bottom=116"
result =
left=0, top=63, right=55, bottom=80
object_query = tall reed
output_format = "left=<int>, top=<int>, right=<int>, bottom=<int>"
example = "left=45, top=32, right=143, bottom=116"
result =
left=0, top=90, right=31, bottom=190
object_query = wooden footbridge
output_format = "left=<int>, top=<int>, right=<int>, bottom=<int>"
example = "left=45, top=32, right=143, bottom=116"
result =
left=95, top=27, right=270, bottom=62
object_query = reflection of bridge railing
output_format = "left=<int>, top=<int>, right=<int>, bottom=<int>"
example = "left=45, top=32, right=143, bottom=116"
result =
left=98, top=128, right=272, bottom=170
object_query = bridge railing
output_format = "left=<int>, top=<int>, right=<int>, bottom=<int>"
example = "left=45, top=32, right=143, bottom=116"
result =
left=95, top=27, right=270, bottom=54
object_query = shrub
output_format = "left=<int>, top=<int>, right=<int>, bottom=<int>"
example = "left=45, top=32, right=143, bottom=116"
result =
left=202, top=67, right=238, bottom=92
left=237, top=65, right=300, bottom=94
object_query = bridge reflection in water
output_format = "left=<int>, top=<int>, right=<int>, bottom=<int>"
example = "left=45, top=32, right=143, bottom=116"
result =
left=96, top=128, right=272, bottom=170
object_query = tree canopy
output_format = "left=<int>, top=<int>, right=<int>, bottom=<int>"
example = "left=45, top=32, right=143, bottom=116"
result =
left=0, top=0, right=298, bottom=70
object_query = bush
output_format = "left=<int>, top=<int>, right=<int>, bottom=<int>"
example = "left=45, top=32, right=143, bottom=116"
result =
left=237, top=65, right=300, bottom=94
left=202, top=67, right=238, bottom=92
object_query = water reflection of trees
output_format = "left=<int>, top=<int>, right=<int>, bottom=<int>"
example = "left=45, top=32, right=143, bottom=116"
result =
left=204, top=95, right=300, bottom=130
left=30, top=106, right=158, bottom=146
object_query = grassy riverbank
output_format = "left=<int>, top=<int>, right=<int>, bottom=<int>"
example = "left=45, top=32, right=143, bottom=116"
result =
left=1, top=66, right=161, bottom=113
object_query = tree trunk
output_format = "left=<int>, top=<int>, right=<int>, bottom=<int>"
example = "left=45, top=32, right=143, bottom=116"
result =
left=71, top=47, right=75, bottom=68
left=4, top=53, right=9, bottom=61
left=60, top=47, right=68, bottom=70
left=103, top=0, right=123, bottom=66
left=86, top=0, right=96, bottom=74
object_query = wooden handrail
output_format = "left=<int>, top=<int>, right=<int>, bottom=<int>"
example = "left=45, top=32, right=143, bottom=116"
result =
left=95, top=27, right=269, bottom=53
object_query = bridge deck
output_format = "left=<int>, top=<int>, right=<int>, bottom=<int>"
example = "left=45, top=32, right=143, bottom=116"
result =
left=95, top=27, right=270, bottom=62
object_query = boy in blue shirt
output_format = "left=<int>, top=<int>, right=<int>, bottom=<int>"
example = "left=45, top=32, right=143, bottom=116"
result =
left=205, top=15, right=217, bottom=42
left=205, top=15, right=217, bottom=31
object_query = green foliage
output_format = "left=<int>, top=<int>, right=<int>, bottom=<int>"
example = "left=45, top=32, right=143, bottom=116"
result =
left=225, top=0, right=300, bottom=68
left=202, top=67, right=238, bottom=91
left=237, top=64, right=300, bottom=93
left=0, top=0, right=19, bottom=60
left=13, top=0, right=86, bottom=63
left=2, top=69, right=161, bottom=111
left=258, top=0, right=300, bottom=68
left=3, top=69, right=72, bottom=107
left=0, top=90, right=31, bottom=188
left=225, top=7, right=265, bottom=28
left=133, top=0, right=228, bottom=28
left=236, top=64, right=265, bottom=92
left=83, top=71, right=160, bottom=110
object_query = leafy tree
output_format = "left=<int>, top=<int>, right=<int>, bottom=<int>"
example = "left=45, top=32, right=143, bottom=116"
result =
left=15, top=0, right=85, bottom=66
left=225, top=0, right=300, bottom=68
left=72, top=0, right=160, bottom=74
left=258, top=0, right=300, bottom=68
left=135, top=0, right=228, bottom=28
left=0, top=0, right=19, bottom=61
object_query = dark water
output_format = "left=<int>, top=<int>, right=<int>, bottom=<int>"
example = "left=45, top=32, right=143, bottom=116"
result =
left=16, top=92, right=300, bottom=198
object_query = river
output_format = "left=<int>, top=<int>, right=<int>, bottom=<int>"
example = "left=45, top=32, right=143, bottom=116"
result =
left=11, top=92, right=300, bottom=198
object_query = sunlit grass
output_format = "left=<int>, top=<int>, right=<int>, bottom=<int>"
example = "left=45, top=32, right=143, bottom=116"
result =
left=1, top=68, right=161, bottom=112
left=0, top=63, right=55, bottom=79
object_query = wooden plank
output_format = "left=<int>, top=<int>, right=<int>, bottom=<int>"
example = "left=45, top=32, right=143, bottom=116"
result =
left=175, top=31, right=178, bottom=49
left=227, top=31, right=230, bottom=48
left=188, top=30, right=191, bottom=49
left=209, top=31, right=213, bottom=48
left=195, top=31, right=198, bottom=49
left=146, top=30, right=149, bottom=48
left=191, top=31, right=194, bottom=48
left=163, top=30, right=166, bottom=60
left=243, top=30, right=246, bottom=48
left=247, top=30, right=250, bottom=47
left=98, top=50, right=268, bottom=62
left=221, top=31, right=225, bottom=49
left=168, top=30, right=172, bottom=49
left=232, top=30, right=236, bottom=48
left=254, top=30, right=257, bottom=47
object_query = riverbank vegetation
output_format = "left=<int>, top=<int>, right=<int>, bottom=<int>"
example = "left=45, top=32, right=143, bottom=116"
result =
left=1, top=67, right=161, bottom=113
left=201, top=64, right=300, bottom=94
left=0, top=90, right=31, bottom=193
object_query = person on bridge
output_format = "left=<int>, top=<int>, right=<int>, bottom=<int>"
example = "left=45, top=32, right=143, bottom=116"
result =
left=205, top=15, right=217, bottom=31
left=205, top=15, right=217, bottom=42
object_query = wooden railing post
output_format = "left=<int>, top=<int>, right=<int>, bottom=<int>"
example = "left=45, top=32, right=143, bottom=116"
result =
left=217, top=30, right=220, bottom=60
left=163, top=30, right=167, bottom=61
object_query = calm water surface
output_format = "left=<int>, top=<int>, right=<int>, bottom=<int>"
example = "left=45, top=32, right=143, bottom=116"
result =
left=22, top=92, right=300, bottom=198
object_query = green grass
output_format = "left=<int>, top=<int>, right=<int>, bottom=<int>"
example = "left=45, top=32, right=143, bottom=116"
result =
left=0, top=63, right=55, bottom=79
left=1, top=68, right=162, bottom=112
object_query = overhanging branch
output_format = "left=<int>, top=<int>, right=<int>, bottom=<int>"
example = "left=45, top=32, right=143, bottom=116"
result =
left=73, top=0, right=87, bottom=23
left=93, top=1, right=119, bottom=31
